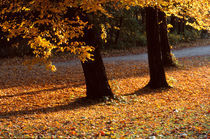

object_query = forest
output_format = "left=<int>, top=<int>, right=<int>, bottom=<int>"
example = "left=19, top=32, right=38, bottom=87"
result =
left=0, top=0, right=209, bottom=138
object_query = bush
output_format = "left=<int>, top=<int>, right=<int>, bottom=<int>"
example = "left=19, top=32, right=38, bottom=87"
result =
left=184, top=29, right=201, bottom=41
left=136, top=32, right=147, bottom=46
left=200, top=30, right=209, bottom=39
left=0, top=37, right=33, bottom=58
left=168, top=29, right=201, bottom=45
left=168, top=32, right=184, bottom=45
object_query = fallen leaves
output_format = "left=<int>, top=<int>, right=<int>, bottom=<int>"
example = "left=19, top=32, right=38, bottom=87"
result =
left=0, top=56, right=209, bottom=138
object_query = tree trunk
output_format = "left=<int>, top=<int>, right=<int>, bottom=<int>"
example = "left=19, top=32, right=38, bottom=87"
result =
left=114, top=16, right=123, bottom=45
left=170, top=15, right=176, bottom=32
left=141, top=8, right=146, bottom=25
left=178, top=18, right=185, bottom=34
left=181, top=17, right=185, bottom=33
left=145, top=7, right=169, bottom=89
left=81, top=23, right=114, bottom=99
left=158, top=10, right=176, bottom=67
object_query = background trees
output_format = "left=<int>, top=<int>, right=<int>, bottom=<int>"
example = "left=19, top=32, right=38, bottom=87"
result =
left=1, top=1, right=208, bottom=57
left=0, top=0, right=209, bottom=96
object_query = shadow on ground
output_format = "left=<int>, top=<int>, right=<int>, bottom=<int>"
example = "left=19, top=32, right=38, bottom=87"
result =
left=0, top=56, right=208, bottom=118
left=0, top=55, right=209, bottom=90
left=0, top=86, right=175, bottom=118
left=0, top=86, right=69, bottom=99
left=125, top=86, right=173, bottom=97
left=0, top=97, right=104, bottom=118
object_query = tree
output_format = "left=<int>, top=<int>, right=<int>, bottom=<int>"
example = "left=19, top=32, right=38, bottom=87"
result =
left=158, top=10, right=177, bottom=67
left=0, top=0, right=115, bottom=99
left=81, top=14, right=114, bottom=99
left=145, top=6, right=169, bottom=89
left=1, top=0, right=209, bottom=93
left=141, top=0, right=209, bottom=88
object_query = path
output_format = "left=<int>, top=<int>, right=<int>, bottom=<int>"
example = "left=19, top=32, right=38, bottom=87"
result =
left=54, top=45, right=210, bottom=67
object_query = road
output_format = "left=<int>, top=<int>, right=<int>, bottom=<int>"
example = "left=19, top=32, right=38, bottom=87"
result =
left=54, top=45, right=210, bottom=67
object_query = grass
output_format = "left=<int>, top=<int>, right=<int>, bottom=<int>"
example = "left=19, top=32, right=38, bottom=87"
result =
left=0, top=55, right=209, bottom=138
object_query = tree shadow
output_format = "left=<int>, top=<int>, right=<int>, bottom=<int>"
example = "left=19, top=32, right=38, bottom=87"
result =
left=0, top=86, right=175, bottom=119
left=0, top=86, right=68, bottom=99
left=0, top=56, right=207, bottom=118
left=123, top=86, right=172, bottom=97
left=0, top=97, right=104, bottom=119
left=0, top=63, right=85, bottom=90
left=1, top=56, right=206, bottom=90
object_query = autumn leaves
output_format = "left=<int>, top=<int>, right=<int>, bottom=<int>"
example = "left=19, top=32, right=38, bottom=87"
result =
left=0, top=0, right=209, bottom=98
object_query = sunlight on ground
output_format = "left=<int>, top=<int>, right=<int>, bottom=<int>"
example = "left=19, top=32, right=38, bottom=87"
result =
left=0, top=56, right=209, bottom=138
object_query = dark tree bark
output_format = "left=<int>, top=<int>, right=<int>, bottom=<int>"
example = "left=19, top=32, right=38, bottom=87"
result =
left=182, top=17, right=185, bottom=33
left=65, top=9, right=113, bottom=99
left=158, top=10, right=176, bottom=67
left=178, top=18, right=185, bottom=34
left=170, top=15, right=176, bottom=32
left=145, top=7, right=169, bottom=89
left=140, top=8, right=146, bottom=25
left=135, top=8, right=138, bottom=21
left=114, top=16, right=123, bottom=45
left=81, top=22, right=114, bottom=99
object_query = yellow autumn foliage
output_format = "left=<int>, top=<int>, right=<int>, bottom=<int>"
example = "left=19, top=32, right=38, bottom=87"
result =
left=0, top=0, right=209, bottom=71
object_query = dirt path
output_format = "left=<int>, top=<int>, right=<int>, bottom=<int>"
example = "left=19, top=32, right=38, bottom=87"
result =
left=54, top=45, right=210, bottom=67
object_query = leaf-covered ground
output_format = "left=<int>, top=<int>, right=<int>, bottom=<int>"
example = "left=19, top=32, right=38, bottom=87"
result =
left=0, top=55, right=209, bottom=138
